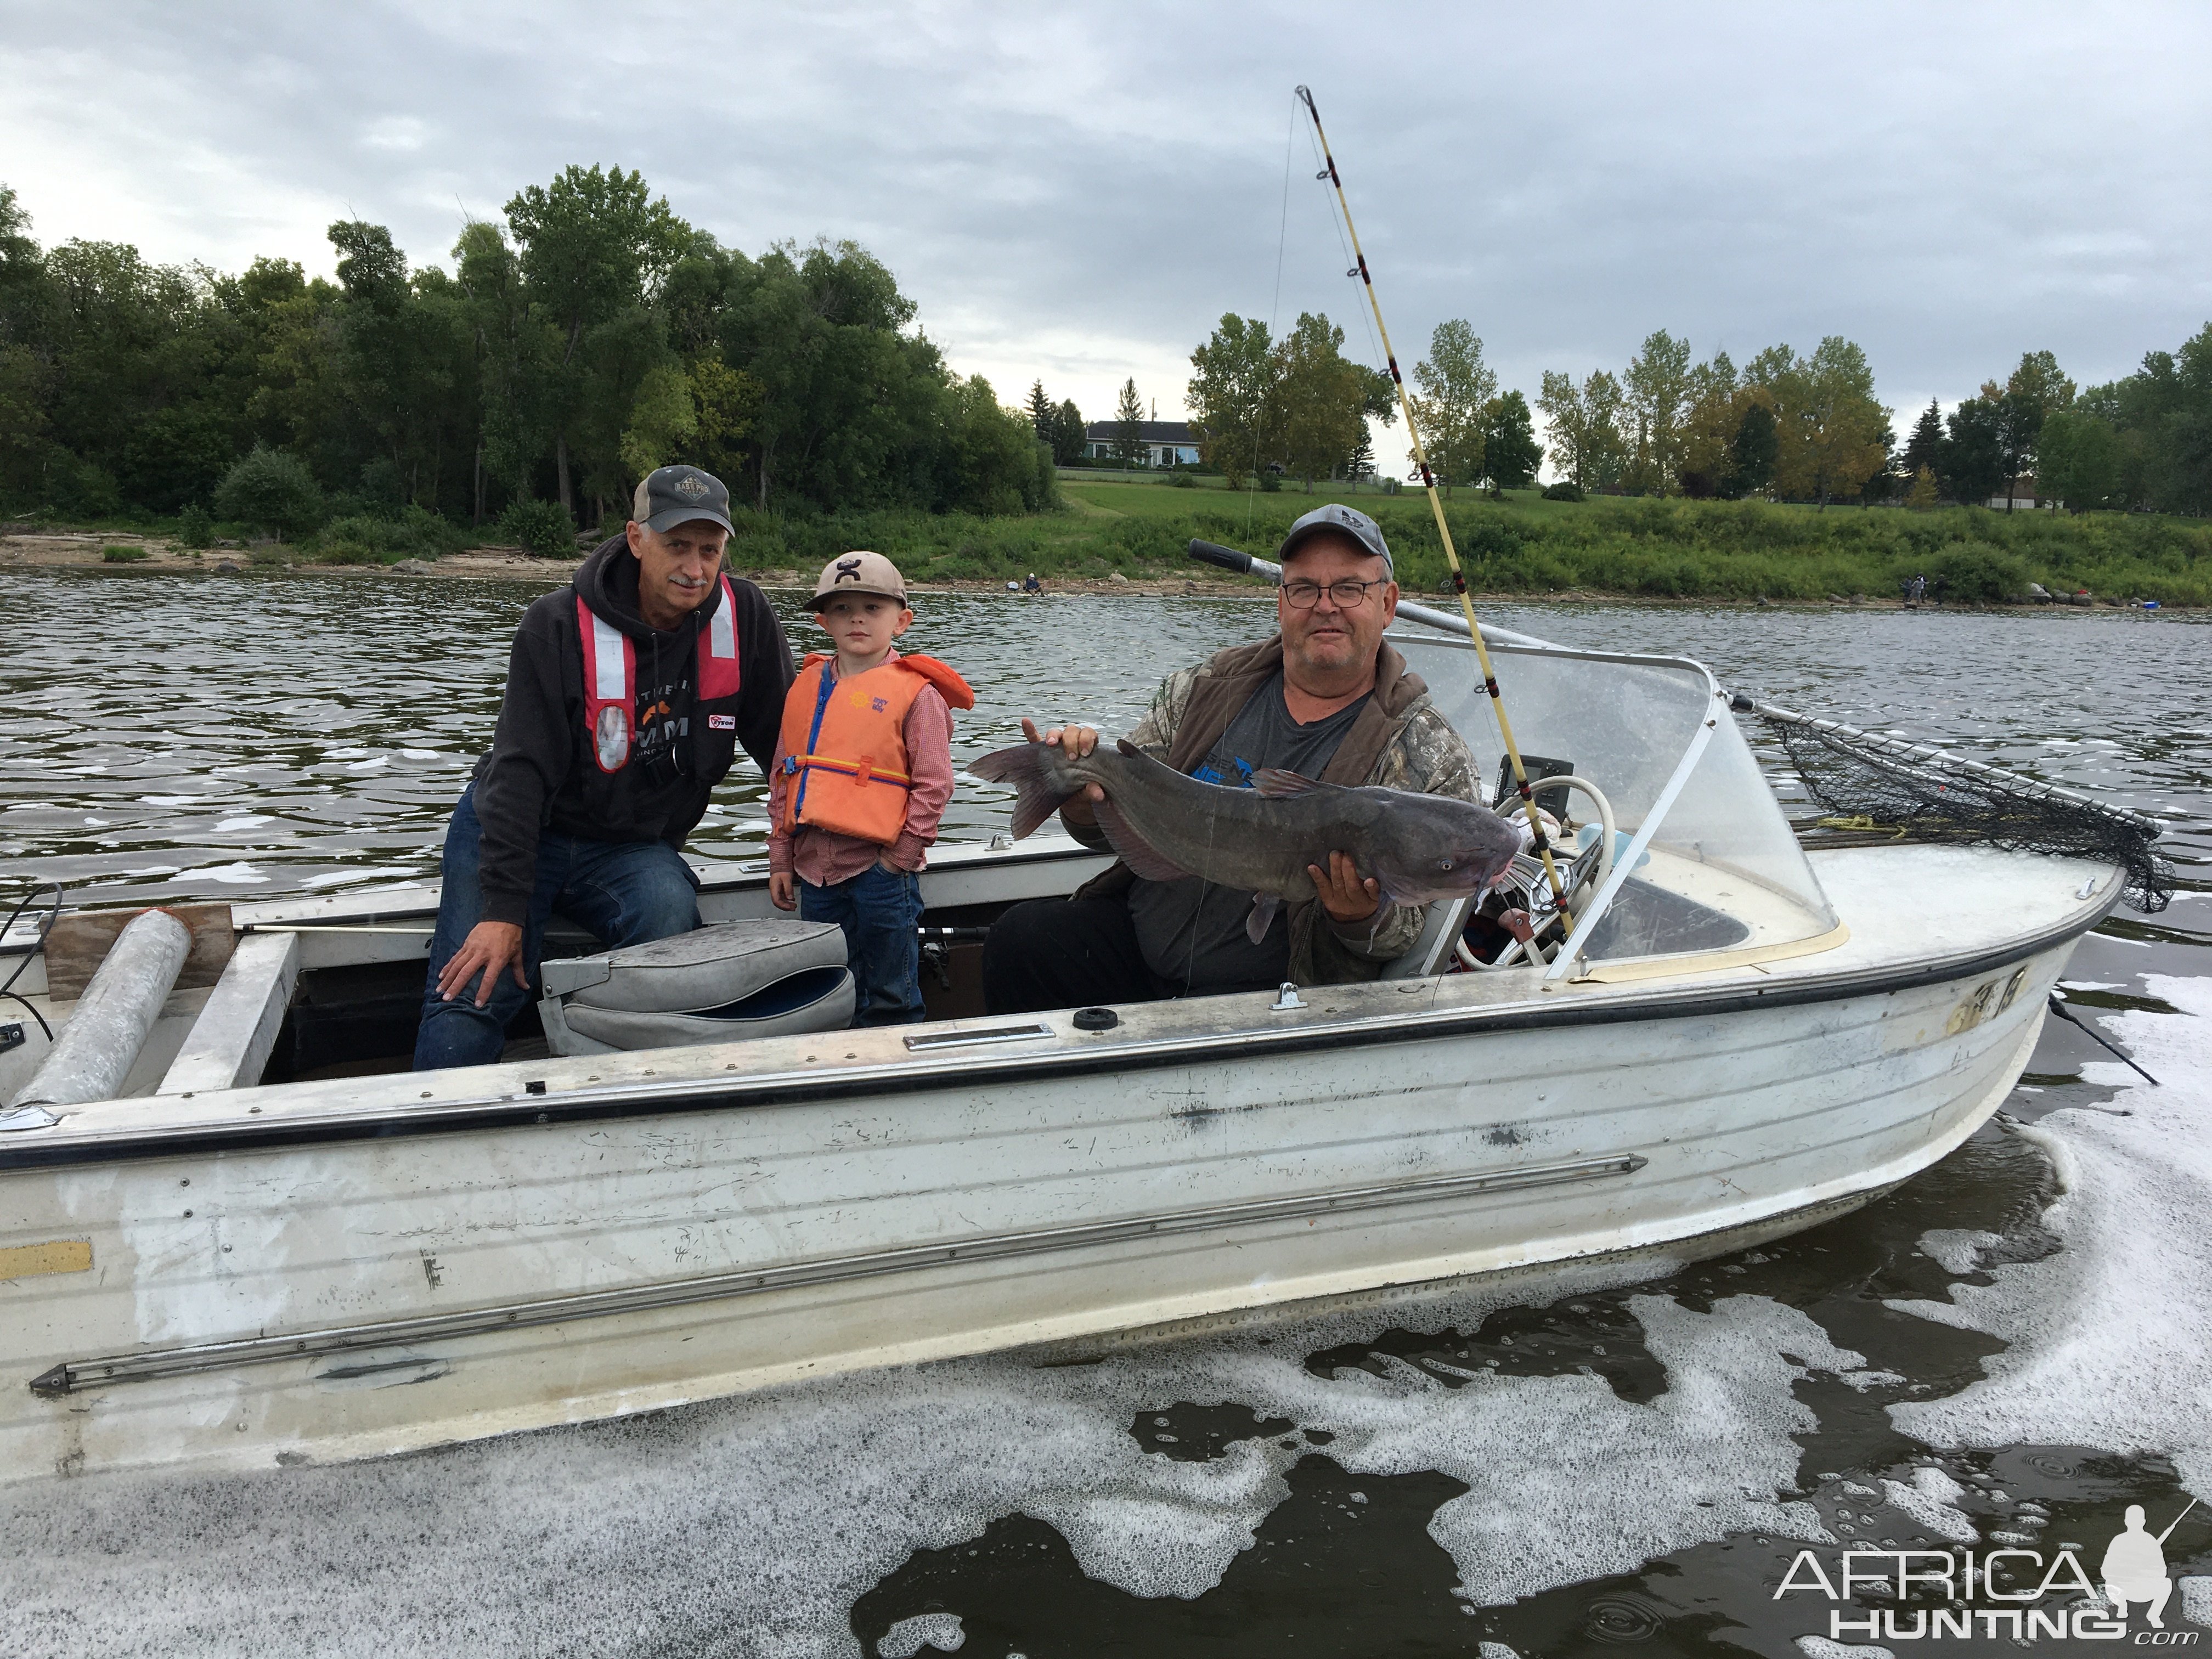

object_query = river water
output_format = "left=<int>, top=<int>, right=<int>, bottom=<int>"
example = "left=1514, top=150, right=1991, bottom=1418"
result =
left=3, top=568, right=2208, bottom=1657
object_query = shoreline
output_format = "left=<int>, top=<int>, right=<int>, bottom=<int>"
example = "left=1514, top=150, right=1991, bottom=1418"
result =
left=0, top=532, right=2187, bottom=613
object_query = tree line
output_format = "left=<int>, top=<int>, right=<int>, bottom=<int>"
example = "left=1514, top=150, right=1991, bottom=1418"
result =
left=0, top=170, right=1056, bottom=537
left=1178, top=314, right=2210, bottom=517
left=1894, top=335, right=2212, bottom=516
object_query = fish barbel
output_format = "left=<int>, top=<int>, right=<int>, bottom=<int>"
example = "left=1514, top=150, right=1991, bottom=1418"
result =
left=967, top=737, right=1522, bottom=943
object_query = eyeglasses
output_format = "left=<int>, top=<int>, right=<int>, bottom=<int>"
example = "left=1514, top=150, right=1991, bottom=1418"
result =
left=1281, top=578, right=1386, bottom=610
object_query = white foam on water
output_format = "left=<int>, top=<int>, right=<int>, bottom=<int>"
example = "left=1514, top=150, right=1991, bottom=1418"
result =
left=877, top=1613, right=964, bottom=1656
left=184, top=861, right=268, bottom=885
left=1915, top=1230, right=2001, bottom=1277
left=1889, top=974, right=2212, bottom=1499
left=1797, top=1638, right=1895, bottom=1659
left=216, top=816, right=272, bottom=831
left=0, top=1261, right=1871, bottom=1657
left=1876, top=1466, right=1976, bottom=1543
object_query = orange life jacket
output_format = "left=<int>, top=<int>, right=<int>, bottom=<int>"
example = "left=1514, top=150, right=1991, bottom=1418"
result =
left=778, top=652, right=976, bottom=845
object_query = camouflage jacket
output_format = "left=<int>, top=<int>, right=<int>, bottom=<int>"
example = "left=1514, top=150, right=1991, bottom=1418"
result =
left=1069, top=634, right=1479, bottom=985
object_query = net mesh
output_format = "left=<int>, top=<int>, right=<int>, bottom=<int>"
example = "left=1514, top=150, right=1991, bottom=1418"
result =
left=1757, top=707, right=2173, bottom=914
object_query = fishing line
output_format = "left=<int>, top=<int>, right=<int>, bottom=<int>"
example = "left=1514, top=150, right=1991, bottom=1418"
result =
left=1246, top=94, right=1299, bottom=544
left=1293, top=85, right=1572, bottom=917
left=2045, top=991, right=2160, bottom=1086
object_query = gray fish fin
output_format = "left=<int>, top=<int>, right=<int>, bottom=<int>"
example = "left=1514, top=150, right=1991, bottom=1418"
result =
left=1093, top=795, right=1190, bottom=882
left=1116, top=736, right=1144, bottom=759
left=967, top=742, right=1076, bottom=839
left=1245, top=891, right=1283, bottom=945
left=1251, top=768, right=1327, bottom=799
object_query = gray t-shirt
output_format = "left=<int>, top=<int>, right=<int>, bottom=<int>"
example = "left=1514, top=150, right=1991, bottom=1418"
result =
left=1128, top=673, right=1370, bottom=994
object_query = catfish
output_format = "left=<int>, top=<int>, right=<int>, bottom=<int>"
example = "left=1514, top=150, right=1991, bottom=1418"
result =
left=968, top=737, right=1522, bottom=943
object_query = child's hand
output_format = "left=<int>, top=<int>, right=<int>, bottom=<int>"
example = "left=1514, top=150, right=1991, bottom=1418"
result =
left=769, top=871, right=797, bottom=911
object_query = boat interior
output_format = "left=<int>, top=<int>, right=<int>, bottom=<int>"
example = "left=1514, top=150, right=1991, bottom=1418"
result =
left=0, top=634, right=1856, bottom=1108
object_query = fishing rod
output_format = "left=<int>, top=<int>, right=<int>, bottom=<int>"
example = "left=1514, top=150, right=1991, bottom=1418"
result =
left=1294, top=84, right=1571, bottom=919
left=2045, top=992, right=2160, bottom=1086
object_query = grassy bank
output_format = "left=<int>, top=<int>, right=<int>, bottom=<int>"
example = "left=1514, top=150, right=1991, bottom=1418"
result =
left=718, top=480, right=2212, bottom=606
left=14, top=479, right=2209, bottom=604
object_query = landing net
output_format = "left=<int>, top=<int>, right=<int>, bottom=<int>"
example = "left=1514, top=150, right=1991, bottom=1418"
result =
left=1742, top=697, right=2174, bottom=914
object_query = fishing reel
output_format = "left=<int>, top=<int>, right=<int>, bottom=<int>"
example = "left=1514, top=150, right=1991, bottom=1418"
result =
left=1456, top=774, right=1618, bottom=972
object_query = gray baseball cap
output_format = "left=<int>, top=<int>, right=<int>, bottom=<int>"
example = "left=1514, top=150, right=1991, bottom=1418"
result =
left=1277, top=503, right=1393, bottom=577
left=632, top=465, right=735, bottom=535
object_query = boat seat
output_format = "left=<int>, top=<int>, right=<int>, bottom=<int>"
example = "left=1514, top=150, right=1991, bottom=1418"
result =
left=537, top=920, right=855, bottom=1057
left=1378, top=896, right=1475, bottom=979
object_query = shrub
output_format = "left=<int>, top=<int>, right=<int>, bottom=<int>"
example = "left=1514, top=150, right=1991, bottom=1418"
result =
left=1167, top=471, right=1196, bottom=488
left=498, top=498, right=578, bottom=558
left=214, top=445, right=325, bottom=539
left=1542, top=481, right=1584, bottom=502
left=1917, top=544, right=2032, bottom=605
left=310, top=507, right=467, bottom=565
left=175, top=504, right=214, bottom=549
left=101, top=544, right=148, bottom=563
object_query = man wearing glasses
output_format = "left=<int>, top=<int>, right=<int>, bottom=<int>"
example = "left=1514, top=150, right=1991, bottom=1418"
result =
left=982, top=503, right=1477, bottom=1011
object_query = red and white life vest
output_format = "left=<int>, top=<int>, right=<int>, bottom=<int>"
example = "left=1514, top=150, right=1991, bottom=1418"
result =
left=577, top=574, right=743, bottom=774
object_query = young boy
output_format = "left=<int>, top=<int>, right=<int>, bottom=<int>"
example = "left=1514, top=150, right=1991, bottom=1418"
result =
left=767, top=551, right=973, bottom=1025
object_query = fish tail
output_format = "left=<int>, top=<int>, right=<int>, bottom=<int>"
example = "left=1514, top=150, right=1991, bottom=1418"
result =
left=968, top=743, right=1081, bottom=839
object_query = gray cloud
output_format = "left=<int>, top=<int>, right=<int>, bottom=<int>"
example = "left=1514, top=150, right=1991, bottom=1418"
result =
left=5, top=0, right=2208, bottom=432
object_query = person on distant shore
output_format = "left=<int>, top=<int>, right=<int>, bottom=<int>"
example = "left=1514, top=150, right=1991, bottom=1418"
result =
left=1022, top=572, right=1043, bottom=593
left=981, top=503, right=1477, bottom=1012
left=768, top=551, right=974, bottom=1025
left=413, top=466, right=793, bottom=1070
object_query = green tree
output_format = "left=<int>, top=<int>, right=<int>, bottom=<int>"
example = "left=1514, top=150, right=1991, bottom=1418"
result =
left=1025, top=380, right=1052, bottom=439
left=505, top=165, right=692, bottom=514
left=1939, top=396, right=2006, bottom=505
left=1904, top=464, right=1938, bottom=510
left=718, top=238, right=937, bottom=511
left=1985, top=349, right=2074, bottom=510
left=1408, top=319, right=1494, bottom=496
left=1276, top=312, right=1367, bottom=490
left=1622, top=328, right=1693, bottom=493
left=1047, top=398, right=1086, bottom=467
left=1536, top=368, right=1626, bottom=490
left=1747, top=337, right=1889, bottom=506
left=1111, top=377, right=1146, bottom=467
left=214, top=442, right=324, bottom=537
left=1480, top=390, right=1542, bottom=490
left=1900, top=397, right=1944, bottom=482
left=1187, top=314, right=1276, bottom=487
left=2036, top=410, right=2125, bottom=511
left=1728, top=403, right=1779, bottom=496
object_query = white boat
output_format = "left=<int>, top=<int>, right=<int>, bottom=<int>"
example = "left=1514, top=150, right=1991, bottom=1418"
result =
left=0, top=624, right=2136, bottom=1485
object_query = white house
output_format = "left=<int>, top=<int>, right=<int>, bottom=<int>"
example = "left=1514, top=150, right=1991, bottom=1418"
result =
left=1082, top=420, right=1201, bottom=467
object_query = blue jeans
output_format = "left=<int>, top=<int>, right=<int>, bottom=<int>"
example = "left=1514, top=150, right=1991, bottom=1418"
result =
left=413, top=785, right=701, bottom=1070
left=800, top=863, right=926, bottom=1025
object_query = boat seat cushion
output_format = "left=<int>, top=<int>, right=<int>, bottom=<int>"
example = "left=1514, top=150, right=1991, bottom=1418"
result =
left=539, top=920, right=856, bottom=1055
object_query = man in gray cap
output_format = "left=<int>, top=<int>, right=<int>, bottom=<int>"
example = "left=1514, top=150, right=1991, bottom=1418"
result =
left=981, top=503, right=1478, bottom=1011
left=415, top=464, right=794, bottom=1069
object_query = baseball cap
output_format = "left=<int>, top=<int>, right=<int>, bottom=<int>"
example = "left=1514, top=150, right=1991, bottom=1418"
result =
left=632, top=465, right=735, bottom=535
left=808, top=550, right=908, bottom=611
left=1276, top=503, right=1393, bottom=578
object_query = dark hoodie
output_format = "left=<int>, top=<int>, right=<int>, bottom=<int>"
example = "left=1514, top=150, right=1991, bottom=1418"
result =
left=468, top=534, right=794, bottom=926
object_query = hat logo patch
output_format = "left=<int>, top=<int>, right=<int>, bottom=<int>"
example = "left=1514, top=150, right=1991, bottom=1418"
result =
left=834, top=557, right=864, bottom=584
left=673, top=473, right=709, bottom=500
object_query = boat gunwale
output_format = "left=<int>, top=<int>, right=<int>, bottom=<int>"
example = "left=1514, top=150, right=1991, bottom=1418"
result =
left=0, top=863, right=2121, bottom=1170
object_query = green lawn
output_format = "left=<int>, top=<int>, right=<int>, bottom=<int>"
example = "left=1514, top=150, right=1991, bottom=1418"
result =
left=1040, top=480, right=2212, bottom=605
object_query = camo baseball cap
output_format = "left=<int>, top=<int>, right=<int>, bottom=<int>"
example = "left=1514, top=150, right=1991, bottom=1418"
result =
left=808, top=550, right=909, bottom=611
left=632, top=465, right=734, bottom=535
left=1276, top=502, right=1393, bottom=577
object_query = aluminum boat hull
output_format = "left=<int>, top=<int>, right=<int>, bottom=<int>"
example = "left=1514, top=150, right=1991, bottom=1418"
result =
left=0, top=844, right=2114, bottom=1484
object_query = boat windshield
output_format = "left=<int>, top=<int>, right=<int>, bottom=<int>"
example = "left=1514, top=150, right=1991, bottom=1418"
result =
left=1392, top=634, right=1836, bottom=963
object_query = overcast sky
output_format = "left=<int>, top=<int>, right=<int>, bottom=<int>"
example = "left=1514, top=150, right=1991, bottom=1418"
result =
left=5, top=1, right=2209, bottom=437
